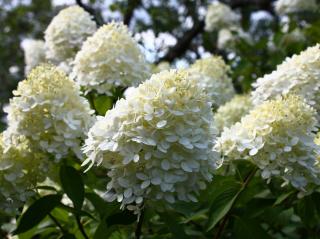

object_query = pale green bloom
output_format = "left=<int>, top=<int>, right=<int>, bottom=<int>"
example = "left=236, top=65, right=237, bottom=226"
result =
left=22, top=39, right=46, bottom=74
left=214, top=94, right=252, bottom=132
left=188, top=55, right=235, bottom=108
left=45, top=6, right=97, bottom=65
left=205, top=1, right=240, bottom=32
left=216, top=95, right=320, bottom=191
left=83, top=70, right=220, bottom=212
left=0, top=134, right=56, bottom=215
left=72, top=22, right=150, bottom=95
left=5, top=64, right=95, bottom=160
left=275, top=0, right=317, bottom=15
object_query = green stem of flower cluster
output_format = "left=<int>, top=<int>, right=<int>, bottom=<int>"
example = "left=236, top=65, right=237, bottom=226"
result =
left=135, top=209, right=145, bottom=239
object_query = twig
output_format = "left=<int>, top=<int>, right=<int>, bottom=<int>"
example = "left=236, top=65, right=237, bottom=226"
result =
left=135, top=210, right=145, bottom=239
left=156, top=20, right=205, bottom=63
left=75, top=0, right=103, bottom=26
left=76, top=215, right=89, bottom=239
left=123, top=0, right=142, bottom=26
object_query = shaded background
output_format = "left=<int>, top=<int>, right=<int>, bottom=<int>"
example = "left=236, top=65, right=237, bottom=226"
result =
left=0, top=0, right=319, bottom=131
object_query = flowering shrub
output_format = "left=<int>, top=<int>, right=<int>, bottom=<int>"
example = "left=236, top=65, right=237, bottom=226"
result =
left=1, top=1, right=320, bottom=239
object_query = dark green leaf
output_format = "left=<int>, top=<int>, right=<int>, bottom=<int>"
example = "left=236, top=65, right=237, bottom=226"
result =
left=60, top=165, right=84, bottom=210
left=295, top=193, right=320, bottom=227
left=206, top=179, right=241, bottom=231
left=94, top=223, right=116, bottom=239
left=159, top=212, right=190, bottom=239
left=59, top=233, right=77, bottom=239
left=233, top=217, right=272, bottom=239
left=14, top=194, right=62, bottom=235
left=106, top=210, right=136, bottom=226
left=273, top=191, right=295, bottom=206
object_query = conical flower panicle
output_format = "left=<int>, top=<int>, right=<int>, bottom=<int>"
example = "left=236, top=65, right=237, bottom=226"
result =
left=83, top=70, right=221, bottom=212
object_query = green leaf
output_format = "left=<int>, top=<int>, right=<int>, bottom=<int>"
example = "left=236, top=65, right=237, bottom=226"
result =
left=273, top=191, right=295, bottom=206
left=159, top=212, right=190, bottom=239
left=206, top=179, right=241, bottom=231
left=295, top=193, right=320, bottom=227
left=58, top=203, right=96, bottom=220
left=86, top=192, right=119, bottom=218
left=60, top=165, right=84, bottom=210
left=93, top=223, right=116, bottom=239
left=105, top=210, right=137, bottom=226
left=59, top=233, right=77, bottom=239
left=233, top=217, right=272, bottom=239
left=94, top=95, right=113, bottom=115
left=13, top=194, right=62, bottom=235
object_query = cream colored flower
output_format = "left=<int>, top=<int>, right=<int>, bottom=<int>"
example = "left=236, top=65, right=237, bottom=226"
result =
left=251, top=44, right=320, bottom=117
left=21, top=39, right=46, bottom=74
left=275, top=0, right=317, bottom=15
left=152, top=62, right=171, bottom=74
left=0, top=133, right=56, bottom=215
left=83, top=70, right=220, bottom=212
left=205, top=1, right=240, bottom=32
left=5, top=64, right=95, bottom=160
left=216, top=95, right=320, bottom=191
left=187, top=55, right=235, bottom=108
left=214, top=94, right=252, bottom=132
left=45, top=6, right=97, bottom=64
left=217, top=27, right=251, bottom=50
left=72, top=22, right=150, bottom=95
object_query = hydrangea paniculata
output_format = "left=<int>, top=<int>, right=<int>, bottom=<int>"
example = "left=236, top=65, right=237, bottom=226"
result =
left=44, top=6, right=97, bottom=64
left=0, top=133, right=56, bottom=214
left=5, top=64, right=95, bottom=160
left=205, top=1, right=240, bottom=32
left=216, top=95, right=320, bottom=191
left=83, top=70, right=220, bottom=212
left=275, top=0, right=317, bottom=15
left=187, top=56, right=235, bottom=108
left=214, top=94, right=252, bottom=132
left=251, top=44, right=320, bottom=116
left=72, top=22, right=150, bottom=95
left=21, top=39, right=46, bottom=74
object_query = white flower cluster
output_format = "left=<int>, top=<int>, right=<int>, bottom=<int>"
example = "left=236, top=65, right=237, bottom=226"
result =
left=0, top=134, right=56, bottom=215
left=72, top=22, right=150, bottom=95
left=4, top=64, right=95, bottom=160
left=44, top=6, right=97, bottom=64
left=187, top=56, right=235, bottom=109
left=275, top=0, right=317, bottom=15
left=83, top=70, right=220, bottom=212
left=21, top=39, right=46, bottom=74
left=216, top=95, right=320, bottom=191
left=214, top=94, right=252, bottom=132
left=217, top=27, right=251, bottom=50
left=251, top=44, right=320, bottom=116
left=205, top=1, right=240, bottom=32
